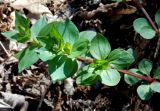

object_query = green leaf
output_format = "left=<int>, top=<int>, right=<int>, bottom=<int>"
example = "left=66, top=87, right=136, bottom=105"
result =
left=1, top=30, right=19, bottom=41
left=137, top=84, right=152, bottom=100
left=16, top=28, right=31, bottom=43
left=138, top=59, right=152, bottom=75
left=63, top=42, right=72, bottom=55
left=139, top=26, right=156, bottom=39
left=89, top=33, right=111, bottom=60
left=127, top=48, right=137, bottom=59
left=76, top=66, right=99, bottom=85
left=133, top=18, right=155, bottom=39
left=108, top=49, right=134, bottom=69
left=48, top=55, right=78, bottom=82
left=150, top=82, right=160, bottom=93
left=79, top=31, right=97, bottom=42
left=4, top=12, right=31, bottom=43
left=70, top=38, right=89, bottom=58
left=36, top=48, right=55, bottom=62
left=124, top=68, right=142, bottom=85
left=2, top=29, right=31, bottom=43
left=53, top=19, right=79, bottom=45
left=15, top=46, right=39, bottom=73
left=38, top=22, right=64, bottom=51
left=99, top=69, right=121, bottom=86
left=155, top=8, right=160, bottom=28
left=153, top=67, right=160, bottom=80
left=37, top=36, right=55, bottom=51
left=90, top=59, right=108, bottom=71
left=15, top=11, right=30, bottom=30
left=133, top=18, right=150, bottom=33
left=38, top=22, right=54, bottom=37
left=31, top=16, right=47, bottom=38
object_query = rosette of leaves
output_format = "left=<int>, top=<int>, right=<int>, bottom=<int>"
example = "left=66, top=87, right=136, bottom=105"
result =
left=124, top=59, right=160, bottom=100
left=76, top=33, right=135, bottom=86
left=133, top=8, right=160, bottom=39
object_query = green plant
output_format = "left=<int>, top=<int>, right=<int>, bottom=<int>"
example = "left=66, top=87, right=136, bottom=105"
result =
left=124, top=59, right=160, bottom=100
left=133, top=8, right=160, bottom=39
left=2, top=12, right=160, bottom=101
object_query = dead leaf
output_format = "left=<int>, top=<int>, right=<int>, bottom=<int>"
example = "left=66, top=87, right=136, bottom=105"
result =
left=115, top=5, right=137, bottom=15
left=0, top=92, right=26, bottom=108
left=63, top=78, right=75, bottom=96
left=10, top=0, right=52, bottom=15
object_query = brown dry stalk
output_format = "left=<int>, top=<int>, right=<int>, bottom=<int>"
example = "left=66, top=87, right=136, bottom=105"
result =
left=79, top=2, right=119, bottom=19
left=0, top=41, right=11, bottom=57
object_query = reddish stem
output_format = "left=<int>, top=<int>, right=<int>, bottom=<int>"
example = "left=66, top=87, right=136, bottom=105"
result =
left=117, top=69, right=154, bottom=83
left=135, top=1, right=158, bottom=32
left=135, top=2, right=160, bottom=58
left=77, top=57, right=155, bottom=83
left=140, top=7, right=158, bottom=32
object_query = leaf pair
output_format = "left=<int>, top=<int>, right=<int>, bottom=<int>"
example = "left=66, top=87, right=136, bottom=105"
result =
left=76, top=65, right=121, bottom=86
left=89, top=33, right=134, bottom=69
left=77, top=34, right=134, bottom=86
left=124, top=59, right=160, bottom=100
left=124, top=59, right=153, bottom=85
left=133, top=8, right=160, bottom=39
left=2, top=12, right=31, bottom=43
left=2, top=12, right=48, bottom=73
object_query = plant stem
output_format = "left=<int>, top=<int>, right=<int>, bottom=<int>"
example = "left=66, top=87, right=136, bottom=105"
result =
left=77, top=57, right=93, bottom=64
left=134, top=1, right=160, bottom=58
left=116, top=69, right=154, bottom=83
left=77, top=57, right=155, bottom=83
left=140, top=7, right=158, bottom=32
left=0, top=41, right=10, bottom=57
left=135, top=1, right=158, bottom=32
